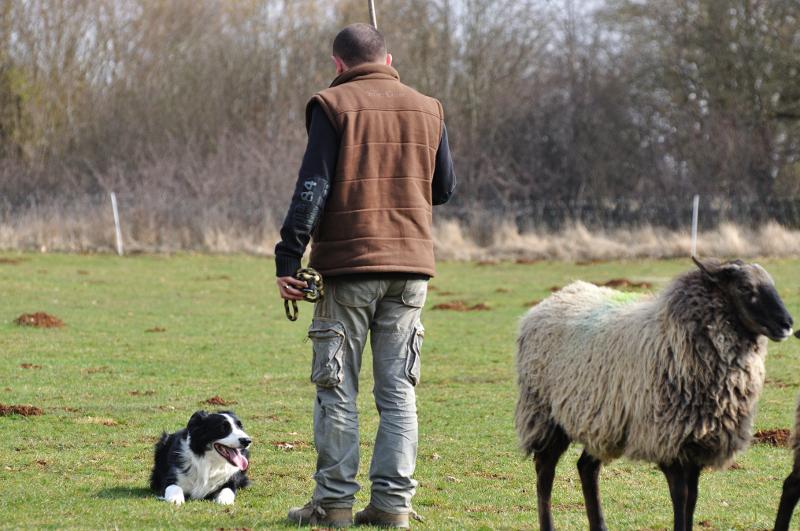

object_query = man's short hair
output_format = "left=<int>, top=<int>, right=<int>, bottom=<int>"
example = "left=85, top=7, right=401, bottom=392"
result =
left=332, top=23, right=387, bottom=66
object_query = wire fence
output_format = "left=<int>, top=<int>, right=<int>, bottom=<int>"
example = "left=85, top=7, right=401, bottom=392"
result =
left=440, top=196, right=800, bottom=232
left=5, top=193, right=800, bottom=231
left=3, top=193, right=800, bottom=254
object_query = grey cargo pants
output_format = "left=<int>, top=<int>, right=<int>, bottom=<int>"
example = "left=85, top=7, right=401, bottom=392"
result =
left=307, top=277, right=426, bottom=514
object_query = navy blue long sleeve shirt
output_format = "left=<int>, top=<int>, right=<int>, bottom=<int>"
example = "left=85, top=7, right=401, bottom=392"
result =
left=275, top=102, right=456, bottom=277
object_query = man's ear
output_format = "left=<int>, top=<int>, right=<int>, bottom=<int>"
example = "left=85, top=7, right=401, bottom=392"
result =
left=385, top=53, right=392, bottom=66
left=332, top=55, right=347, bottom=75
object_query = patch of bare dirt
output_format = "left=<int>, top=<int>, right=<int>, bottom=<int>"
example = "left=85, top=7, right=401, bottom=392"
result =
left=476, top=260, right=499, bottom=266
left=0, top=257, right=25, bottom=265
left=0, top=404, right=44, bottom=416
left=514, top=258, right=541, bottom=265
left=523, top=300, right=541, bottom=308
left=436, top=291, right=457, bottom=296
left=272, top=440, right=310, bottom=451
left=495, top=287, right=510, bottom=293
left=14, top=312, right=64, bottom=328
left=145, top=327, right=166, bottom=333
left=204, top=395, right=236, bottom=406
left=77, top=270, right=90, bottom=275
left=432, top=301, right=490, bottom=312
left=20, top=363, right=42, bottom=369
left=548, top=286, right=561, bottom=292
left=597, top=278, right=653, bottom=289
left=753, top=428, right=791, bottom=447
left=129, top=390, right=155, bottom=396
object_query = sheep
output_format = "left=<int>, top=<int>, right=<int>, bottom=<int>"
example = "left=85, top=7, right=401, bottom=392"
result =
left=515, top=257, right=793, bottom=531
left=775, top=390, right=800, bottom=531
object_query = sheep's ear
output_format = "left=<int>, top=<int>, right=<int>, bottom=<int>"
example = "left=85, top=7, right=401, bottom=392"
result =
left=693, top=256, right=713, bottom=275
left=692, top=256, right=722, bottom=282
left=693, top=256, right=740, bottom=283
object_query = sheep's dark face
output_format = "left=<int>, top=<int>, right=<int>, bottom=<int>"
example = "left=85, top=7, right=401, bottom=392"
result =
left=694, top=257, right=793, bottom=341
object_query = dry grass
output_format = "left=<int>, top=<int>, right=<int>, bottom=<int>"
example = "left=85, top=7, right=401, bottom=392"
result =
left=433, top=220, right=800, bottom=261
left=0, top=199, right=279, bottom=255
left=4, top=204, right=800, bottom=261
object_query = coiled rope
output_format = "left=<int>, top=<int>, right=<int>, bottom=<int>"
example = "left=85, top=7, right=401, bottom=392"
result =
left=284, top=267, right=325, bottom=321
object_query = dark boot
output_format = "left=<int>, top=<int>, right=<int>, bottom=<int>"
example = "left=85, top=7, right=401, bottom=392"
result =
left=287, top=501, right=353, bottom=528
left=354, top=503, right=410, bottom=529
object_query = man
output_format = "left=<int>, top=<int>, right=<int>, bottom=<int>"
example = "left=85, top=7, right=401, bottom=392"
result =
left=275, top=23, right=455, bottom=529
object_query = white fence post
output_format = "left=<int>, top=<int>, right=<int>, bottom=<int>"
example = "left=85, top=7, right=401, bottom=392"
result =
left=691, top=194, right=699, bottom=258
left=110, top=192, right=124, bottom=256
left=368, top=0, right=378, bottom=29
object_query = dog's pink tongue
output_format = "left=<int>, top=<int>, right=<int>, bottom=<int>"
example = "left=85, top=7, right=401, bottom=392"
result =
left=231, top=449, right=249, bottom=471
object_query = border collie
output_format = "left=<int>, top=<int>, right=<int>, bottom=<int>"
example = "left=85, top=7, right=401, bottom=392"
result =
left=150, top=410, right=251, bottom=505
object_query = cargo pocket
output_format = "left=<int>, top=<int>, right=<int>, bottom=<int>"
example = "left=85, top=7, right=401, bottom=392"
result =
left=308, top=320, right=346, bottom=388
left=406, top=323, right=424, bottom=386
left=401, top=280, right=428, bottom=308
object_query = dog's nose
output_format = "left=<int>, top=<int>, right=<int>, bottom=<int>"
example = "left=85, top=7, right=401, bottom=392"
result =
left=239, top=437, right=252, bottom=448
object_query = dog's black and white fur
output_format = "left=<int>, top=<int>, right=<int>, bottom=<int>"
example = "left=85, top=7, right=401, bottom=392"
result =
left=150, top=410, right=251, bottom=505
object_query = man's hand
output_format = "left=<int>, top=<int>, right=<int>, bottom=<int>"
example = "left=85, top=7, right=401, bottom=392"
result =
left=277, top=276, right=308, bottom=301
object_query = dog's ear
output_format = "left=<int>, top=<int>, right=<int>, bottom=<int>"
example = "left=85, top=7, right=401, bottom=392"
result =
left=188, top=410, right=208, bottom=430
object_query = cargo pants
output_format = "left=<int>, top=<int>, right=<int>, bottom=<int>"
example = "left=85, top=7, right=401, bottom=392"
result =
left=307, top=277, right=426, bottom=514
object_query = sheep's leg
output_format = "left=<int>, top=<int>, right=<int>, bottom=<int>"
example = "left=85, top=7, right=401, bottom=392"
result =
left=577, top=450, right=607, bottom=531
left=775, top=462, right=800, bottom=531
left=684, top=463, right=700, bottom=530
left=659, top=462, right=689, bottom=531
left=534, top=428, right=570, bottom=531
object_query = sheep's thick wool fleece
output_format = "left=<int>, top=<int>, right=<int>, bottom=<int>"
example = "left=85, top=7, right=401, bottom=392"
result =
left=516, top=273, right=767, bottom=468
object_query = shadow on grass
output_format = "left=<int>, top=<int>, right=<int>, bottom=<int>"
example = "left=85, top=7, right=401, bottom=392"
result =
left=97, top=486, right=152, bottom=499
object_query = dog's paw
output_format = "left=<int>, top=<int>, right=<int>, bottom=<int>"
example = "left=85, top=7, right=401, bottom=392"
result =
left=215, top=488, right=235, bottom=505
left=164, top=485, right=185, bottom=506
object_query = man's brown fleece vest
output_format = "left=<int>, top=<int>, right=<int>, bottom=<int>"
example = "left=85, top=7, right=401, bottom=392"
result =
left=306, top=63, right=443, bottom=277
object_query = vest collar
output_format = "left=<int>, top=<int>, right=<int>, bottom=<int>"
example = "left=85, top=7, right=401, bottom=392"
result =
left=330, top=63, right=400, bottom=88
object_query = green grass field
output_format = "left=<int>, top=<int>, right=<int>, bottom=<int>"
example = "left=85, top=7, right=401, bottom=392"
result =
left=1, top=253, right=799, bottom=529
